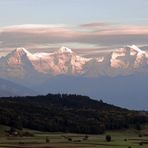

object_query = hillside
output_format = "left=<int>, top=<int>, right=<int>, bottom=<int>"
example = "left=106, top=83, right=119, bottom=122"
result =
left=0, top=94, right=147, bottom=134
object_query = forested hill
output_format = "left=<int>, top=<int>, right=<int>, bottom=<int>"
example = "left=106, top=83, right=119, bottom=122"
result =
left=0, top=94, right=147, bottom=134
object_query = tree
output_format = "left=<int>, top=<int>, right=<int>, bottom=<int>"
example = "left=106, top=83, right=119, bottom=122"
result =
left=135, top=123, right=141, bottom=131
left=46, top=136, right=50, bottom=143
left=105, top=135, right=111, bottom=142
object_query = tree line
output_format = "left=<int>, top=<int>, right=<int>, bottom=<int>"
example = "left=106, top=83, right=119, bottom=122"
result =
left=0, top=94, right=147, bottom=134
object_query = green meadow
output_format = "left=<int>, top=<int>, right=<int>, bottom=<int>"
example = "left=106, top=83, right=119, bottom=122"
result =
left=0, top=124, right=148, bottom=148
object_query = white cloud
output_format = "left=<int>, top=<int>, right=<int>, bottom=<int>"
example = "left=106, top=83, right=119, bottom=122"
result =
left=0, top=23, right=148, bottom=52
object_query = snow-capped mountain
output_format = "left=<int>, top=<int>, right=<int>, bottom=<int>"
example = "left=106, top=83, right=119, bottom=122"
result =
left=0, top=45, right=148, bottom=80
left=110, top=45, right=148, bottom=74
left=0, top=47, right=37, bottom=79
left=31, top=46, right=91, bottom=75
left=0, top=45, right=148, bottom=109
left=0, top=46, right=91, bottom=79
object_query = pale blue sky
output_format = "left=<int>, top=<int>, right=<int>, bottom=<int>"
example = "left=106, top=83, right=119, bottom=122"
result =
left=0, top=0, right=148, bottom=26
left=1, top=0, right=148, bottom=52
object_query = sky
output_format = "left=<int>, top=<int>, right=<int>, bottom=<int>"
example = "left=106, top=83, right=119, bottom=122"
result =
left=0, top=0, right=148, bottom=55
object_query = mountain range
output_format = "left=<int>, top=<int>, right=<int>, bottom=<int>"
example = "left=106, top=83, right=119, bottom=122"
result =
left=1, top=45, right=148, bottom=78
left=0, top=45, right=148, bottom=110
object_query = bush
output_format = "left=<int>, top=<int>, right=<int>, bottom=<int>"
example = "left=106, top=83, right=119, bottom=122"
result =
left=85, top=135, right=88, bottom=139
left=105, top=135, right=111, bottom=142
left=135, top=124, right=141, bottom=130
left=68, top=138, right=72, bottom=141
left=124, top=138, right=127, bottom=141
left=46, top=137, right=50, bottom=143
left=83, top=135, right=88, bottom=140
left=21, top=131, right=34, bottom=137
left=139, top=142, right=143, bottom=146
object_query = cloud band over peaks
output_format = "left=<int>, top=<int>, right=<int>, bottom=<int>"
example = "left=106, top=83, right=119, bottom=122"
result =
left=0, top=23, right=148, bottom=51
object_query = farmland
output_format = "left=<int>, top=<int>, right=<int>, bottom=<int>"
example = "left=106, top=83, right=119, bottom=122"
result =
left=0, top=124, right=148, bottom=148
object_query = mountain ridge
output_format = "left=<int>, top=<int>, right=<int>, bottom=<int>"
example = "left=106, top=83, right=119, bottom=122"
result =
left=0, top=45, right=148, bottom=79
left=0, top=78, right=36, bottom=97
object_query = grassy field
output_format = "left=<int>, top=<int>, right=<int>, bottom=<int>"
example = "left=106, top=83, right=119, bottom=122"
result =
left=0, top=125, right=148, bottom=148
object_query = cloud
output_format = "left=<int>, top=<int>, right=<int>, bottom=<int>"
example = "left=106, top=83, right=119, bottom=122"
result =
left=80, top=22, right=110, bottom=28
left=0, top=24, right=78, bottom=48
left=1, top=23, right=148, bottom=52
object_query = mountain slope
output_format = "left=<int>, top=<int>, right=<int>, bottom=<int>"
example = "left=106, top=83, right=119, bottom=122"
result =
left=0, top=78, right=36, bottom=97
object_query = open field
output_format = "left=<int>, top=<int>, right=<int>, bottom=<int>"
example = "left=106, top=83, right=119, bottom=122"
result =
left=0, top=125, right=148, bottom=148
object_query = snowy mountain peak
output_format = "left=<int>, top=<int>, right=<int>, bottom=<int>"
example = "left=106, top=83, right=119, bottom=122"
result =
left=14, top=47, right=31, bottom=55
left=128, top=45, right=145, bottom=53
left=15, top=47, right=28, bottom=52
left=1, top=47, right=35, bottom=67
left=58, top=46, right=73, bottom=53
left=12, top=47, right=33, bottom=57
left=110, top=45, right=148, bottom=70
